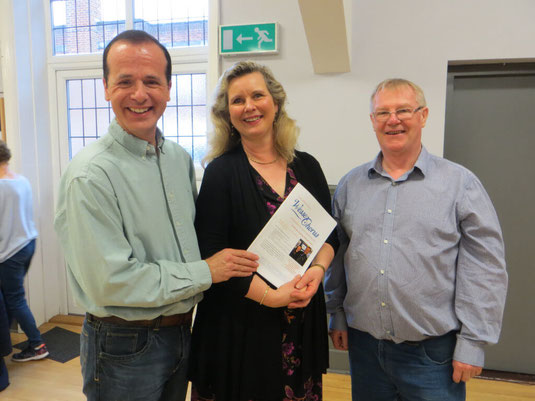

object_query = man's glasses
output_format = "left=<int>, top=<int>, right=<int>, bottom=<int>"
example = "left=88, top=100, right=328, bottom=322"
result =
left=372, top=106, right=424, bottom=122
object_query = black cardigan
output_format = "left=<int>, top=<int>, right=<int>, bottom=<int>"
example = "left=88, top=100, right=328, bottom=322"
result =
left=189, top=145, right=337, bottom=400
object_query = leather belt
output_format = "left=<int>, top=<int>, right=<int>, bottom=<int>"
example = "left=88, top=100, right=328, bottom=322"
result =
left=389, top=330, right=457, bottom=346
left=87, top=310, right=192, bottom=328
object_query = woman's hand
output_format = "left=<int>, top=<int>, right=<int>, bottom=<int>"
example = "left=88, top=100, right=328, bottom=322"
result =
left=262, top=275, right=303, bottom=308
left=288, top=266, right=324, bottom=308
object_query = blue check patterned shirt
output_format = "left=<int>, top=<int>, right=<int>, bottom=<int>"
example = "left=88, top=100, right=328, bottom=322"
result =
left=325, top=146, right=507, bottom=366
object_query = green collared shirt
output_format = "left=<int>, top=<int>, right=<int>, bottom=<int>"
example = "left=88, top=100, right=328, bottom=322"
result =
left=54, top=119, right=211, bottom=319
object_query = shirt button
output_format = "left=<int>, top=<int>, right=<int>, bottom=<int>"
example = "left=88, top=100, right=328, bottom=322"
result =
left=383, top=239, right=389, bottom=244
left=387, top=209, right=392, bottom=214
left=392, top=182, right=397, bottom=186
left=381, top=302, right=386, bottom=307
left=386, top=330, right=391, bottom=334
left=380, top=270, right=385, bottom=275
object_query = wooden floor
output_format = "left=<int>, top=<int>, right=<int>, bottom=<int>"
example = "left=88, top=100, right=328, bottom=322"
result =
left=323, top=372, right=535, bottom=401
left=3, top=318, right=85, bottom=401
left=2, top=317, right=534, bottom=401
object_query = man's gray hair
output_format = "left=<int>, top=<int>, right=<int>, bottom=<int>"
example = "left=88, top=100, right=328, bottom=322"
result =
left=370, top=78, right=426, bottom=112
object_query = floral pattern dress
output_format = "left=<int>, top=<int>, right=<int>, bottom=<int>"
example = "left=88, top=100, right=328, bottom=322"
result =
left=252, top=166, right=323, bottom=401
left=191, top=165, right=323, bottom=401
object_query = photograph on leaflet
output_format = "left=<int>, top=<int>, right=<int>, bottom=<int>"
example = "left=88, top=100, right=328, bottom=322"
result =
left=289, top=239, right=312, bottom=266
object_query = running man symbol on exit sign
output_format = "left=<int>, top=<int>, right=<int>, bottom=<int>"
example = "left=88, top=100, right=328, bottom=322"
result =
left=220, top=23, right=278, bottom=55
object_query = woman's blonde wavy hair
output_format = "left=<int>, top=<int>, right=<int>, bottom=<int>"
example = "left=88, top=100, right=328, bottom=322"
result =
left=203, top=60, right=299, bottom=166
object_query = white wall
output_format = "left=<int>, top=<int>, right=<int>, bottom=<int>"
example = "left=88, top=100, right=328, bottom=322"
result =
left=220, top=0, right=535, bottom=184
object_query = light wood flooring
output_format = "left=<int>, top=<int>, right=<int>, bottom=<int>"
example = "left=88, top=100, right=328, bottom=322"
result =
left=2, top=317, right=534, bottom=401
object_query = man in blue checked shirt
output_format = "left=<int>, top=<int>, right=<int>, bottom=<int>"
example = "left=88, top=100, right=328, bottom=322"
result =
left=325, top=78, right=507, bottom=401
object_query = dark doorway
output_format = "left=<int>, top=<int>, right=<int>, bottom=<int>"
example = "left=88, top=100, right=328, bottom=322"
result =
left=444, top=63, right=535, bottom=374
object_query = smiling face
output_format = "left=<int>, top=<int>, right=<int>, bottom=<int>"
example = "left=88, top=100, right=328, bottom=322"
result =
left=227, top=71, right=279, bottom=143
left=104, top=40, right=171, bottom=143
left=370, top=85, right=428, bottom=159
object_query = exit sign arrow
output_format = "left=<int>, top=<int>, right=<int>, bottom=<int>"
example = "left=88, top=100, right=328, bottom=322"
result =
left=237, top=34, right=253, bottom=44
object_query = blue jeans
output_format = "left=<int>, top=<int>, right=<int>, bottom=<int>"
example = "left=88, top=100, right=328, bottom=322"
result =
left=0, top=357, right=8, bottom=391
left=0, top=239, right=43, bottom=347
left=347, top=328, right=465, bottom=401
left=81, top=316, right=191, bottom=401
left=0, top=287, right=10, bottom=391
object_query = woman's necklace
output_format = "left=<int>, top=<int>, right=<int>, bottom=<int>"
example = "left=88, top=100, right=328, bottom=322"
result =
left=246, top=153, right=279, bottom=165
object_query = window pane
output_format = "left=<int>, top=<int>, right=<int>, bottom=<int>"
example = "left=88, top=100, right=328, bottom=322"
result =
left=168, top=76, right=178, bottom=106
left=52, top=28, right=66, bottom=55
left=100, top=0, right=125, bottom=23
left=95, top=81, right=108, bottom=108
left=133, top=0, right=208, bottom=48
left=52, top=1, right=67, bottom=26
left=67, top=80, right=82, bottom=108
left=67, top=78, right=111, bottom=158
left=50, top=0, right=126, bottom=55
left=192, top=106, right=206, bottom=136
left=69, top=109, right=83, bottom=137
left=162, top=107, right=178, bottom=138
left=176, top=75, right=192, bottom=105
left=96, top=108, right=111, bottom=136
left=61, top=27, right=77, bottom=54
left=178, top=106, right=193, bottom=137
left=83, top=109, right=97, bottom=136
left=82, top=79, right=95, bottom=108
left=192, top=74, right=206, bottom=105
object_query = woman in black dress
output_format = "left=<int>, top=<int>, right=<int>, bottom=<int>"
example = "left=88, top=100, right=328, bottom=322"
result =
left=189, top=61, right=337, bottom=401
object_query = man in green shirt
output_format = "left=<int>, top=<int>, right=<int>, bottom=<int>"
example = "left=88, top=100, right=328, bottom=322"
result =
left=54, top=30, right=258, bottom=401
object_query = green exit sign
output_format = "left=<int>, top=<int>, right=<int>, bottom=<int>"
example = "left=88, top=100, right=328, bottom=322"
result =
left=220, top=23, right=278, bottom=55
